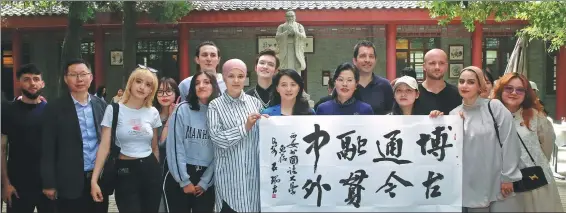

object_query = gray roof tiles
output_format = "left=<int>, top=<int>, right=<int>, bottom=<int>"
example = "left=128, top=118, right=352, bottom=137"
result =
left=1, top=1, right=422, bottom=17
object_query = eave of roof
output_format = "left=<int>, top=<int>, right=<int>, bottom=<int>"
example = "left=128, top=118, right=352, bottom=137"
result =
left=0, top=1, right=423, bottom=17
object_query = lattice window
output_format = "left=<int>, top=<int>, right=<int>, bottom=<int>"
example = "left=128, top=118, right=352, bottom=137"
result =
left=136, top=39, right=179, bottom=81
left=396, top=37, right=440, bottom=80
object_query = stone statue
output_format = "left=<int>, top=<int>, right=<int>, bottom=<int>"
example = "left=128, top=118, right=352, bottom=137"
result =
left=275, top=10, right=307, bottom=73
left=275, top=10, right=314, bottom=108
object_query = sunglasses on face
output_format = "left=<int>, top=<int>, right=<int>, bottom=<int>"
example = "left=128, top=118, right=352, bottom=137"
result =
left=137, top=64, right=158, bottom=73
left=503, top=85, right=526, bottom=95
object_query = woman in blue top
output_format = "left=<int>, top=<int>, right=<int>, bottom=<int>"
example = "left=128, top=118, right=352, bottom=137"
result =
left=262, top=69, right=315, bottom=116
left=316, top=62, right=373, bottom=115
left=165, top=71, right=220, bottom=213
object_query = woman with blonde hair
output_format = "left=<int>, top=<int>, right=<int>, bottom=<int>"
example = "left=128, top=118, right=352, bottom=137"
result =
left=449, top=66, right=524, bottom=212
left=493, top=72, right=562, bottom=212
left=90, top=68, right=163, bottom=213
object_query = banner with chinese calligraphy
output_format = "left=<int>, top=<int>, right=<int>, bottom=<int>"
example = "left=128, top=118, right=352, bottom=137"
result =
left=259, top=115, right=463, bottom=212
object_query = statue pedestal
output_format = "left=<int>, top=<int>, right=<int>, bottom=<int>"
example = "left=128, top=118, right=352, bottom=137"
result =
left=301, top=92, right=315, bottom=108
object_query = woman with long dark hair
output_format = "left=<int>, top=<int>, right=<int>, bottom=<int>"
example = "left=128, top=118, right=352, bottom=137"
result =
left=262, top=69, right=314, bottom=116
left=316, top=62, right=373, bottom=115
left=153, top=77, right=180, bottom=213
left=165, top=71, right=220, bottom=213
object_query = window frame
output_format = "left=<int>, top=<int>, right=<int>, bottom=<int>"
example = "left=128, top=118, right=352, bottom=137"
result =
left=396, top=37, right=441, bottom=81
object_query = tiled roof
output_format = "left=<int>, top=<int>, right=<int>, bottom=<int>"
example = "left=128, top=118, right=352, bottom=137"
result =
left=1, top=2, right=68, bottom=16
left=191, top=1, right=422, bottom=11
left=1, top=1, right=422, bottom=17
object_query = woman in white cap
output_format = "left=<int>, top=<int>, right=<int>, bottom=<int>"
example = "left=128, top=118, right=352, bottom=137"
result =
left=390, top=76, right=426, bottom=115
left=206, top=59, right=266, bottom=212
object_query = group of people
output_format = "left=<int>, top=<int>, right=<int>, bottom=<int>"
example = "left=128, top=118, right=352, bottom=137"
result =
left=1, top=39, right=562, bottom=213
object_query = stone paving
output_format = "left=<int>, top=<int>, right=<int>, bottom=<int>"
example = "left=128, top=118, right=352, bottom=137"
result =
left=5, top=146, right=566, bottom=212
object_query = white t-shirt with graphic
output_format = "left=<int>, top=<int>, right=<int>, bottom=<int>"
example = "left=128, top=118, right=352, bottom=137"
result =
left=101, top=103, right=162, bottom=158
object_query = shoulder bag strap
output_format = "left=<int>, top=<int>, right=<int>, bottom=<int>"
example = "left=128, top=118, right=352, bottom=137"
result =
left=487, top=99, right=503, bottom=148
left=111, top=102, right=119, bottom=148
left=516, top=130, right=537, bottom=165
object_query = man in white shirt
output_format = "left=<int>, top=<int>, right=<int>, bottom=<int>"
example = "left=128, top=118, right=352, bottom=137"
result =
left=179, top=41, right=226, bottom=101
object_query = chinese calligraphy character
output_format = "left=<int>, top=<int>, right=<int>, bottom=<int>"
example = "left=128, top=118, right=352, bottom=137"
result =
left=288, top=133, right=299, bottom=149
left=287, top=165, right=297, bottom=175
left=339, top=169, right=369, bottom=208
left=336, top=130, right=368, bottom=161
left=279, top=144, right=288, bottom=163
left=289, top=182, right=299, bottom=195
left=376, top=171, right=414, bottom=198
left=303, top=124, right=330, bottom=173
left=373, top=130, right=412, bottom=165
left=271, top=175, right=281, bottom=194
left=271, top=175, right=281, bottom=184
left=303, top=174, right=332, bottom=207
left=416, top=126, right=454, bottom=162
left=271, top=137, right=278, bottom=156
left=271, top=162, right=278, bottom=172
left=422, top=171, right=444, bottom=199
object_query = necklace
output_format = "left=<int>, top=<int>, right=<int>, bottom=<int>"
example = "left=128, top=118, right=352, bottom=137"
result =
left=254, top=88, right=270, bottom=108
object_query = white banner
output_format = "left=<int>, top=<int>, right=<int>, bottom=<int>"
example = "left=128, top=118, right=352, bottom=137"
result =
left=259, top=115, right=463, bottom=212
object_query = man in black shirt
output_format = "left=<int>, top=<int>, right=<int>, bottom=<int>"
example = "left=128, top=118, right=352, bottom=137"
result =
left=1, top=64, right=55, bottom=213
left=417, top=49, right=462, bottom=114
left=246, top=49, right=280, bottom=108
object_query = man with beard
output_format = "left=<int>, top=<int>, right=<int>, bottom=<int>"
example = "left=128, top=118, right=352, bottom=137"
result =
left=1, top=64, right=55, bottom=213
left=417, top=49, right=461, bottom=114
left=352, top=40, right=394, bottom=115
left=41, top=59, right=108, bottom=213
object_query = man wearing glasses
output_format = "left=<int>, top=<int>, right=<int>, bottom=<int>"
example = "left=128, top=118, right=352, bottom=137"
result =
left=41, top=59, right=109, bottom=213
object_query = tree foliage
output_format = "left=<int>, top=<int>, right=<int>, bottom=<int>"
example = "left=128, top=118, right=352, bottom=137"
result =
left=424, top=1, right=566, bottom=52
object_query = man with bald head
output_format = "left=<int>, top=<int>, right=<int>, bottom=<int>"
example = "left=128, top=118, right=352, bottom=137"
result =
left=417, top=49, right=461, bottom=114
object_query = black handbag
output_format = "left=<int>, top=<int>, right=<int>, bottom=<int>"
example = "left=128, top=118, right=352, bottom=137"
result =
left=487, top=100, right=548, bottom=193
left=99, top=102, right=121, bottom=196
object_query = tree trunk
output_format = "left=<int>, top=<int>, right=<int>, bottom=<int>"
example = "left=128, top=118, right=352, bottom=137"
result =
left=122, top=1, right=137, bottom=87
left=58, top=2, right=85, bottom=96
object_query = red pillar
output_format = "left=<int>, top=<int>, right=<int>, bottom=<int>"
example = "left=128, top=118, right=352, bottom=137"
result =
left=386, top=24, right=397, bottom=81
left=556, top=46, right=566, bottom=120
left=178, top=23, right=190, bottom=80
left=12, top=30, right=21, bottom=97
left=471, top=22, right=483, bottom=67
left=94, top=27, right=105, bottom=87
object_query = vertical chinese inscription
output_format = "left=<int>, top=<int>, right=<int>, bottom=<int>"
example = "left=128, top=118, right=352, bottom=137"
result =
left=287, top=133, right=299, bottom=195
left=270, top=137, right=279, bottom=197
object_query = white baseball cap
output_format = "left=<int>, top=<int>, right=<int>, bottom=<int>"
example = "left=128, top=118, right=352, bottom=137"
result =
left=529, top=81, right=539, bottom=91
left=394, top=76, right=419, bottom=91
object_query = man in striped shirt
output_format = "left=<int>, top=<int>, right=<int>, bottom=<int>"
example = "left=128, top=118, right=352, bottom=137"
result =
left=207, top=59, right=267, bottom=212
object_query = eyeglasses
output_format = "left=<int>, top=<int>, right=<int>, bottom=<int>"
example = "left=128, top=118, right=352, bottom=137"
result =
left=138, top=64, right=158, bottom=73
left=503, top=85, right=526, bottom=95
left=66, top=73, right=91, bottom=79
left=156, top=90, right=173, bottom=97
left=335, top=78, right=355, bottom=85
